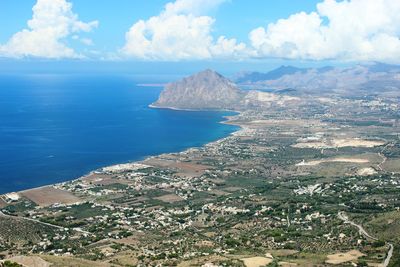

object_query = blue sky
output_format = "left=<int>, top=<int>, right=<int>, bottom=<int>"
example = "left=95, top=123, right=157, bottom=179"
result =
left=0, top=0, right=320, bottom=59
left=0, top=1, right=320, bottom=49
left=0, top=0, right=399, bottom=73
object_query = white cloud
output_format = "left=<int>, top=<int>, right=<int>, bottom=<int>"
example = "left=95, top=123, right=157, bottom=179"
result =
left=0, top=0, right=98, bottom=59
left=249, top=0, right=400, bottom=62
left=163, top=0, right=227, bottom=16
left=121, top=0, right=246, bottom=60
left=211, top=36, right=247, bottom=58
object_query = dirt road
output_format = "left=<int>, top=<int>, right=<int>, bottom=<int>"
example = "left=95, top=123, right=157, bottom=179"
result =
left=338, top=211, right=393, bottom=267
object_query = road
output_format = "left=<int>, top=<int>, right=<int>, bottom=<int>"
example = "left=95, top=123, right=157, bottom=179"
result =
left=0, top=210, right=92, bottom=236
left=383, top=243, right=394, bottom=267
left=338, top=211, right=393, bottom=267
left=338, top=212, right=377, bottom=240
left=377, top=141, right=396, bottom=171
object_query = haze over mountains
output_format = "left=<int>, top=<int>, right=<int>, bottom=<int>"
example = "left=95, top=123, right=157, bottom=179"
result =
left=152, top=62, right=400, bottom=111
left=234, top=62, right=400, bottom=97
left=233, top=66, right=310, bottom=84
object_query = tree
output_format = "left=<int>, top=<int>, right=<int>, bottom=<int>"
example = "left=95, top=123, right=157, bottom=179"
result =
left=1, top=261, right=23, bottom=267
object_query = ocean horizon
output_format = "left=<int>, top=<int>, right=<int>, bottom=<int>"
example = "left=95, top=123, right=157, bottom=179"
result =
left=0, top=74, right=239, bottom=194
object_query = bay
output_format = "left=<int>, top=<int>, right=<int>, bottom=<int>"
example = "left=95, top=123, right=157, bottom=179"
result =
left=0, top=74, right=238, bottom=194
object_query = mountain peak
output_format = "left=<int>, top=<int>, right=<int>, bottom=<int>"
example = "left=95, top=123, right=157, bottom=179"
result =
left=151, top=69, right=244, bottom=110
left=201, top=68, right=218, bottom=74
left=192, top=69, right=224, bottom=79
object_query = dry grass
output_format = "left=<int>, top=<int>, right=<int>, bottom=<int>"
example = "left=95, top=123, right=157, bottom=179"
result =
left=382, top=158, right=400, bottom=173
left=154, top=193, right=183, bottom=203
left=39, top=255, right=111, bottom=267
left=266, top=249, right=299, bottom=257
left=107, top=252, right=139, bottom=266
left=278, top=262, right=298, bottom=267
left=293, top=138, right=385, bottom=149
left=296, top=157, right=370, bottom=166
left=325, top=250, right=365, bottom=265
left=174, top=161, right=211, bottom=172
left=177, top=255, right=229, bottom=267
left=241, top=256, right=273, bottom=267
left=21, top=186, right=81, bottom=207
left=6, top=256, right=51, bottom=267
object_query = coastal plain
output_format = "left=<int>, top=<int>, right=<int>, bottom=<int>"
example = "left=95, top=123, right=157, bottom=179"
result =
left=1, top=67, right=400, bottom=266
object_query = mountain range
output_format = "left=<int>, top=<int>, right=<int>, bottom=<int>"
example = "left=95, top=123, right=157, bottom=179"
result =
left=233, top=62, right=400, bottom=97
left=152, top=62, right=400, bottom=111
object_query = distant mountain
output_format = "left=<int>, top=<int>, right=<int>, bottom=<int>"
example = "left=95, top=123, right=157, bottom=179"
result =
left=233, top=65, right=338, bottom=84
left=365, top=62, right=400, bottom=73
left=234, top=65, right=307, bottom=83
left=151, top=69, right=245, bottom=110
left=234, top=62, right=400, bottom=97
left=152, top=63, right=400, bottom=111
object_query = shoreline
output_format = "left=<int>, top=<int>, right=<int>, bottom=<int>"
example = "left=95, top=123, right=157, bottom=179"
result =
left=1, top=108, right=242, bottom=197
left=148, top=103, right=239, bottom=113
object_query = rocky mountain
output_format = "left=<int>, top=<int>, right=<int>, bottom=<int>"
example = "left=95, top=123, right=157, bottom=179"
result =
left=151, top=69, right=245, bottom=110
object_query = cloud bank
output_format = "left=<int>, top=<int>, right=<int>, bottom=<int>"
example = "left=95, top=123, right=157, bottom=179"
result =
left=122, top=0, right=400, bottom=62
left=249, top=0, right=400, bottom=62
left=121, top=0, right=246, bottom=60
left=0, top=0, right=98, bottom=59
left=1, top=0, right=400, bottom=62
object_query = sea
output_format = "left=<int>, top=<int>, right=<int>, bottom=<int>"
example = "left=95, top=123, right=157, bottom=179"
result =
left=0, top=74, right=239, bottom=194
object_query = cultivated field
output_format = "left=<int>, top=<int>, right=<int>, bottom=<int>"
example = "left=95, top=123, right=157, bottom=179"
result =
left=21, top=186, right=81, bottom=206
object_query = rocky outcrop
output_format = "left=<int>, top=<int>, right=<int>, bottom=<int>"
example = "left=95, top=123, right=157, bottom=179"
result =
left=151, top=69, right=245, bottom=110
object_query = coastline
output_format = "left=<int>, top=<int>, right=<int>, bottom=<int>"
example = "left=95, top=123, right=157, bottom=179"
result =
left=148, top=103, right=239, bottom=113
left=136, top=83, right=166, bottom=87
left=2, top=108, right=242, bottom=198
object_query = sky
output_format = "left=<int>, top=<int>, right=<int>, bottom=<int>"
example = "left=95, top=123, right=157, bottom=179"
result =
left=1, top=0, right=400, bottom=73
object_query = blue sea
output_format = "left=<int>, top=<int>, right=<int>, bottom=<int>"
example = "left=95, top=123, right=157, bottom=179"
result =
left=0, top=74, right=238, bottom=194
